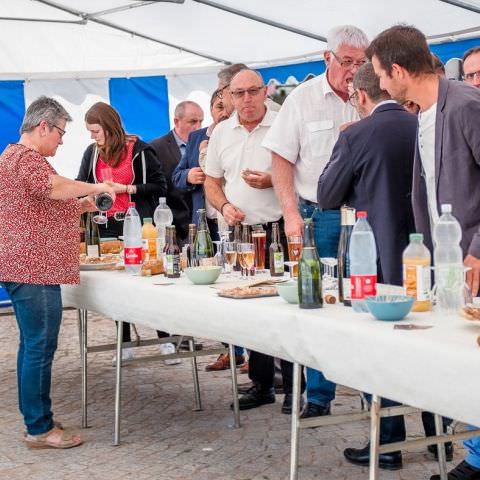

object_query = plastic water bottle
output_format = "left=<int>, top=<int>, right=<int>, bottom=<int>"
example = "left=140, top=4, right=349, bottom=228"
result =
left=349, top=211, right=377, bottom=312
left=153, top=197, right=173, bottom=252
left=433, top=204, right=464, bottom=312
left=123, top=202, right=142, bottom=275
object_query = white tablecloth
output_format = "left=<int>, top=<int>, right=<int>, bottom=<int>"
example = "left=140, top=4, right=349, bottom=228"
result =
left=62, top=271, right=480, bottom=426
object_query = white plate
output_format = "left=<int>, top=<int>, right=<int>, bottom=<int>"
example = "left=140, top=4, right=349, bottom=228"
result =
left=80, top=262, right=118, bottom=271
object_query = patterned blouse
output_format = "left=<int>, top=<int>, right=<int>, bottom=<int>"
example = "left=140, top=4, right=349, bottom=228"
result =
left=0, top=144, right=82, bottom=285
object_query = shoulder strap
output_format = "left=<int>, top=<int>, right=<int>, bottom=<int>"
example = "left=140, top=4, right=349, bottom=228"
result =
left=90, top=145, right=98, bottom=181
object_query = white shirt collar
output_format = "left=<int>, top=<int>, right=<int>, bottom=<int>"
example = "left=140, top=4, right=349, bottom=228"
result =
left=231, top=106, right=276, bottom=130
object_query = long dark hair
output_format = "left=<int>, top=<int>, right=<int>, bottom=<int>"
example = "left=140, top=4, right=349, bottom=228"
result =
left=85, top=102, right=135, bottom=167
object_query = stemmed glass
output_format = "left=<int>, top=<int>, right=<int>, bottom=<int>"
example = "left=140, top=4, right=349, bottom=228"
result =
left=93, top=167, right=113, bottom=225
left=212, top=240, right=224, bottom=268
left=240, top=242, right=255, bottom=278
left=321, top=257, right=338, bottom=291
left=224, top=242, right=237, bottom=274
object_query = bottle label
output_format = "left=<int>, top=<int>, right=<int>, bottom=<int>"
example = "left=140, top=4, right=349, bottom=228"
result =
left=142, top=239, right=150, bottom=262
left=148, top=238, right=157, bottom=260
left=351, top=274, right=377, bottom=300
left=124, top=247, right=142, bottom=265
left=273, top=252, right=284, bottom=273
left=166, top=254, right=180, bottom=275
left=343, top=278, right=351, bottom=300
left=87, top=245, right=100, bottom=258
left=403, top=264, right=431, bottom=301
left=156, top=238, right=165, bottom=256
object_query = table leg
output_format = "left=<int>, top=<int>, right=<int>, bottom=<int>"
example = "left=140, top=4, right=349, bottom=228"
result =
left=289, top=362, right=302, bottom=480
left=79, top=309, right=88, bottom=429
left=113, top=320, right=123, bottom=446
left=369, top=394, right=381, bottom=480
left=229, top=344, right=240, bottom=428
left=434, top=414, right=448, bottom=480
left=190, top=339, right=202, bottom=411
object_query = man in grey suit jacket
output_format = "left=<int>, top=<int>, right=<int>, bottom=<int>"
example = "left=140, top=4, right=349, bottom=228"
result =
left=368, top=24, right=480, bottom=480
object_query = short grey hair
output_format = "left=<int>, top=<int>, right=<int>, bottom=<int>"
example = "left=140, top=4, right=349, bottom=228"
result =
left=327, top=25, right=369, bottom=53
left=174, top=100, right=202, bottom=119
left=20, top=96, right=72, bottom=134
left=353, top=63, right=390, bottom=102
left=217, top=63, right=248, bottom=87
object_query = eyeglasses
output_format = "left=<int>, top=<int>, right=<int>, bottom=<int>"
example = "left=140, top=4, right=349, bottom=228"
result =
left=230, top=86, right=265, bottom=99
left=464, top=70, right=480, bottom=82
left=216, top=84, right=230, bottom=100
left=51, top=124, right=66, bottom=137
left=348, top=90, right=359, bottom=106
left=331, top=51, right=367, bottom=69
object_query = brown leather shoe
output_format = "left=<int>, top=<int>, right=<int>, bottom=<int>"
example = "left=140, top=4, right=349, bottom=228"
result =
left=205, top=354, right=245, bottom=371
left=239, top=360, right=249, bottom=374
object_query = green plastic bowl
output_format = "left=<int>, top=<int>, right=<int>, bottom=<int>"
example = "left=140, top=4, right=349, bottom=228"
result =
left=276, top=281, right=299, bottom=304
left=184, top=266, right=222, bottom=285
left=364, top=295, right=414, bottom=321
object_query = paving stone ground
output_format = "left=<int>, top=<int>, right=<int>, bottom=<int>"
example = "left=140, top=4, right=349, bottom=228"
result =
left=0, top=310, right=466, bottom=480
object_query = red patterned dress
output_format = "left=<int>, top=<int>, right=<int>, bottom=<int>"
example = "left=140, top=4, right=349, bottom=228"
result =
left=0, top=144, right=82, bottom=285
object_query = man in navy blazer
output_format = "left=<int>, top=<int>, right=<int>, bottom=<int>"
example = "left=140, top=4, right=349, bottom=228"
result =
left=172, top=90, right=231, bottom=229
left=317, top=62, right=416, bottom=286
left=319, top=63, right=450, bottom=471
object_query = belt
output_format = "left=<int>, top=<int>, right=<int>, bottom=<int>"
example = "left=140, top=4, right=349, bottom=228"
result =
left=107, top=211, right=126, bottom=221
left=299, top=197, right=318, bottom=206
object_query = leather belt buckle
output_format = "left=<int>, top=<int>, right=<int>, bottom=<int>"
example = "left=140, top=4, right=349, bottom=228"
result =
left=113, top=211, right=125, bottom=221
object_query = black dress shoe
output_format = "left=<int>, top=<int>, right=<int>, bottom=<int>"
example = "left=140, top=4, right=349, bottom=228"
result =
left=427, top=442, right=454, bottom=461
left=230, top=386, right=275, bottom=410
left=430, top=460, right=480, bottom=480
left=300, top=402, right=331, bottom=419
left=281, top=393, right=305, bottom=415
left=344, top=444, right=403, bottom=471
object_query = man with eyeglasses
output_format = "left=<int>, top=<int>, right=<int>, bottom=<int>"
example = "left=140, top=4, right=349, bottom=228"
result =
left=463, top=47, right=480, bottom=88
left=368, top=25, right=480, bottom=480
left=263, top=24, right=369, bottom=420
left=204, top=68, right=306, bottom=414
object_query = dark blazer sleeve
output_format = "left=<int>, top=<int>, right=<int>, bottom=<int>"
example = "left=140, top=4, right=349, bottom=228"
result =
left=172, top=147, right=197, bottom=192
left=135, top=146, right=168, bottom=198
left=76, top=144, right=95, bottom=182
left=317, top=132, right=355, bottom=209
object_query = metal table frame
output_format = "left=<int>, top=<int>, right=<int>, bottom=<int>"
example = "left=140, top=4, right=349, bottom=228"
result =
left=77, top=309, right=241, bottom=445
left=289, top=362, right=480, bottom=480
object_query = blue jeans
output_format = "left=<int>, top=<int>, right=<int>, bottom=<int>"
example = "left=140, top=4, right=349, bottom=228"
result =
left=299, top=203, right=341, bottom=406
left=2, top=282, right=62, bottom=435
left=465, top=427, right=480, bottom=469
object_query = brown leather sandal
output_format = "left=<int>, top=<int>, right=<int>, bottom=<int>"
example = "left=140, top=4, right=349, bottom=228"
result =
left=24, top=426, right=83, bottom=449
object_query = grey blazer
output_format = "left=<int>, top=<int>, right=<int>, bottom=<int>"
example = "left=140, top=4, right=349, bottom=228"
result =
left=412, top=78, right=480, bottom=258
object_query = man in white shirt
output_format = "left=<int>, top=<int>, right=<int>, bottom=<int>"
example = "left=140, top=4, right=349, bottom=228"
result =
left=368, top=24, right=480, bottom=480
left=262, top=24, right=369, bottom=419
left=205, top=68, right=305, bottom=414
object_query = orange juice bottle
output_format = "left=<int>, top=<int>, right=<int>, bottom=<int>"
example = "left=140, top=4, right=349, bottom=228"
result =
left=142, top=218, right=158, bottom=261
left=402, top=233, right=432, bottom=312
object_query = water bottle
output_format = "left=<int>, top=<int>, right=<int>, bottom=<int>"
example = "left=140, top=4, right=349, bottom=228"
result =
left=123, top=202, right=142, bottom=275
left=349, top=211, right=377, bottom=312
left=153, top=197, right=173, bottom=252
left=433, top=204, right=464, bottom=312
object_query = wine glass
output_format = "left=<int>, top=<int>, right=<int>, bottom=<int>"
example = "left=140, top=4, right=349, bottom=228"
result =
left=224, top=242, right=237, bottom=274
left=240, top=243, right=255, bottom=278
left=212, top=240, right=224, bottom=268
left=321, top=257, right=338, bottom=291
left=93, top=167, right=113, bottom=225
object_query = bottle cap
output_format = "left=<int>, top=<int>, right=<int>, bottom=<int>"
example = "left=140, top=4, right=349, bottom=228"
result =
left=357, top=211, right=367, bottom=218
left=143, top=217, right=152, bottom=224
left=410, top=233, right=424, bottom=242
left=441, top=204, right=452, bottom=213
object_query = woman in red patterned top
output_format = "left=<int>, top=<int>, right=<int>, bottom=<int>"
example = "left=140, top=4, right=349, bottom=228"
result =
left=77, top=103, right=169, bottom=362
left=0, top=96, right=115, bottom=449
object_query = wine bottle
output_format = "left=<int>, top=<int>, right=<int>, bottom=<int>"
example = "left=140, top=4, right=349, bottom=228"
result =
left=165, top=225, right=181, bottom=278
left=85, top=212, right=101, bottom=258
left=337, top=206, right=356, bottom=306
left=187, top=223, right=197, bottom=267
left=194, top=209, right=214, bottom=264
left=95, top=193, right=113, bottom=212
left=269, top=222, right=284, bottom=277
left=298, top=218, right=322, bottom=309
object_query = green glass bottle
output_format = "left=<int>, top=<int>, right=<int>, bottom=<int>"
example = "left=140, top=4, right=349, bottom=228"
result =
left=298, top=218, right=322, bottom=309
left=194, top=209, right=214, bottom=263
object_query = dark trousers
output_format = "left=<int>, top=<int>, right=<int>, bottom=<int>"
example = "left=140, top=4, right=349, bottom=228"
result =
left=374, top=397, right=452, bottom=445
left=249, top=351, right=305, bottom=394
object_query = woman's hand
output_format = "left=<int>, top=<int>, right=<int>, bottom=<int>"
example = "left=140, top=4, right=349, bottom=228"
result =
left=105, top=182, right=129, bottom=194
left=78, top=196, right=97, bottom=213
left=96, top=182, right=117, bottom=200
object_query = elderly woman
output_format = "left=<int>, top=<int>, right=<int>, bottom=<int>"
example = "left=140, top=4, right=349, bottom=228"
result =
left=0, top=96, right=115, bottom=449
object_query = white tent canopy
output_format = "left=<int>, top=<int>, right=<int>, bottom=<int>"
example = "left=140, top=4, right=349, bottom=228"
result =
left=2, top=0, right=480, bottom=80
